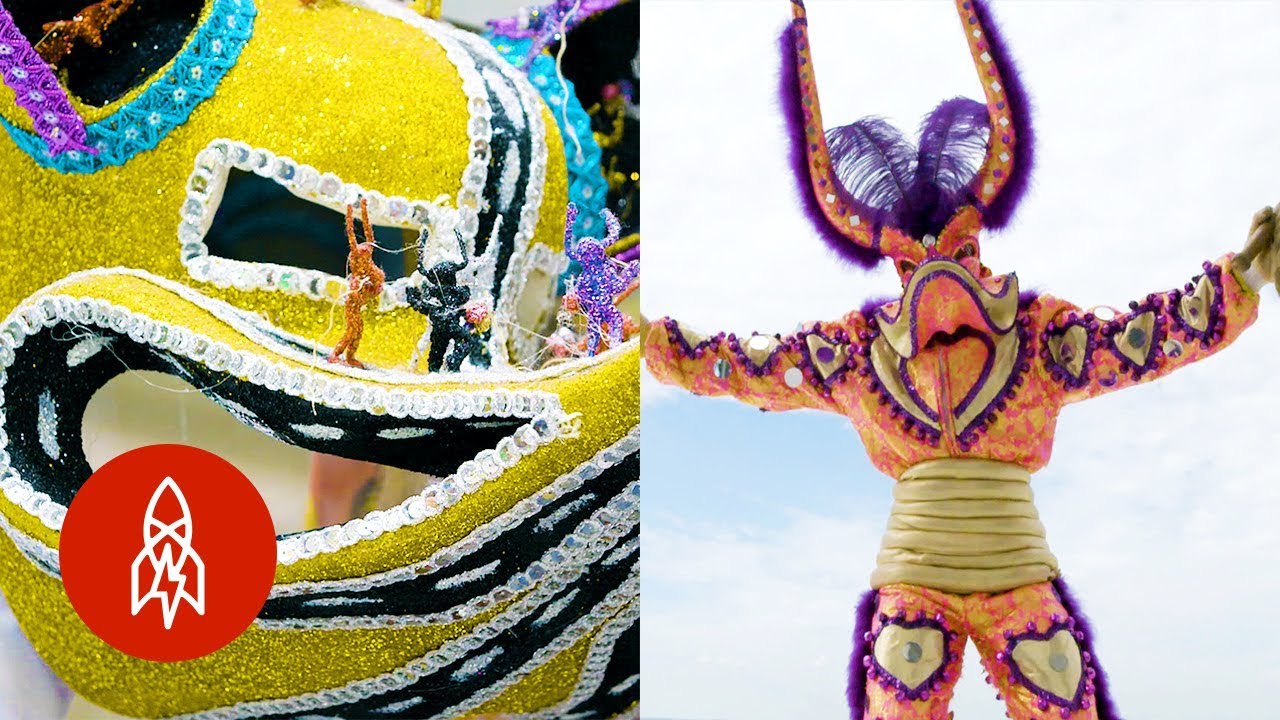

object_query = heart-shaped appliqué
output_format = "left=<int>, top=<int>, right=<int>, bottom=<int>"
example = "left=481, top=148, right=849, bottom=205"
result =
left=872, top=623, right=946, bottom=690
left=1008, top=628, right=1083, bottom=703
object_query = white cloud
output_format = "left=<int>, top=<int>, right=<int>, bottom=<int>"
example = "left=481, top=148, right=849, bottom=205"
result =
left=642, top=0, right=1280, bottom=717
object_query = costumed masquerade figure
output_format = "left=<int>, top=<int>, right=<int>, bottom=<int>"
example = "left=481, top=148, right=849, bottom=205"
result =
left=0, top=0, right=638, bottom=718
left=644, top=1, right=1280, bottom=718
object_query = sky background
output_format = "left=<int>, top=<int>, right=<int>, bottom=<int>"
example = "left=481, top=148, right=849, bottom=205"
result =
left=640, top=1, right=1280, bottom=718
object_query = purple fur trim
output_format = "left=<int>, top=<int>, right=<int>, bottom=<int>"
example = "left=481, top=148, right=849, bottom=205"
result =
left=0, top=4, right=95, bottom=157
left=1018, top=287, right=1040, bottom=309
left=969, top=0, right=1034, bottom=229
left=1052, top=577, right=1123, bottom=720
left=778, top=24, right=882, bottom=270
left=858, top=294, right=895, bottom=318
left=846, top=588, right=879, bottom=720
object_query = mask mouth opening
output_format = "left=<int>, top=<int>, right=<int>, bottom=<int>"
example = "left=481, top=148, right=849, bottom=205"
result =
left=4, top=0, right=205, bottom=107
left=84, top=371, right=439, bottom=536
left=923, top=325, right=985, bottom=351
left=878, top=260, right=1019, bottom=357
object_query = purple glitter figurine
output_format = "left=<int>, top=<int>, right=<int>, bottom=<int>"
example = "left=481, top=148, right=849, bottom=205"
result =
left=564, top=202, right=638, bottom=355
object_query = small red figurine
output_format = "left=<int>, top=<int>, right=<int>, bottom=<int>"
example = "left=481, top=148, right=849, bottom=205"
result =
left=328, top=198, right=384, bottom=368
left=35, top=0, right=135, bottom=66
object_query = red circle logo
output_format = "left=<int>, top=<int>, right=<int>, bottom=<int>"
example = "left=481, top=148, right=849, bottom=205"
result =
left=60, top=444, right=277, bottom=662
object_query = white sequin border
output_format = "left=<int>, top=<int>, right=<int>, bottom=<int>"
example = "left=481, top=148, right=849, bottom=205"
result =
left=261, top=478, right=637, bottom=628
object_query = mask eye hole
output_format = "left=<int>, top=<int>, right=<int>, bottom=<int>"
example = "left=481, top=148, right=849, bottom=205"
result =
left=898, top=260, right=917, bottom=275
left=954, top=243, right=977, bottom=261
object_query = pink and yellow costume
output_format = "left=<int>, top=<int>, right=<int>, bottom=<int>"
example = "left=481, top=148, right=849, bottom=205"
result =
left=645, top=1, right=1270, bottom=718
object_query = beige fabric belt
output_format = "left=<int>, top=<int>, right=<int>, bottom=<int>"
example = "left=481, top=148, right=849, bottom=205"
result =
left=871, top=458, right=1059, bottom=595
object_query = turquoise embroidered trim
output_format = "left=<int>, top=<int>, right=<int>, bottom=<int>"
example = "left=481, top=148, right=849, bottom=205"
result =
left=488, top=34, right=609, bottom=240
left=0, top=0, right=256, bottom=174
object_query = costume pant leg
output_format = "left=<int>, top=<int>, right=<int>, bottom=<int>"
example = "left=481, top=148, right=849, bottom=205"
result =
left=850, top=585, right=967, bottom=720
left=967, top=580, right=1118, bottom=720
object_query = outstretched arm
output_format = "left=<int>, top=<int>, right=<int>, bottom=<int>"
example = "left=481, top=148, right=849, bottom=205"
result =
left=1040, top=207, right=1277, bottom=403
left=644, top=311, right=867, bottom=413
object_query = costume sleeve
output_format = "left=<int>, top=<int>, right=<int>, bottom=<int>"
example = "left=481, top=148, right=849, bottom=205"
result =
left=643, top=312, right=866, bottom=413
left=1039, top=254, right=1260, bottom=404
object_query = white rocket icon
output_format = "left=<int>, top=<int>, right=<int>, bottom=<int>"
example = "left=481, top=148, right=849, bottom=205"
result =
left=130, top=477, right=205, bottom=630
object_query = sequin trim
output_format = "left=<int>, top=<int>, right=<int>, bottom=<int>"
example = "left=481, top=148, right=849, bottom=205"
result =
left=0, top=283, right=596, bottom=552
left=179, top=138, right=457, bottom=310
left=446, top=597, right=639, bottom=720
left=0, top=502, right=59, bottom=576
left=0, top=0, right=256, bottom=173
left=161, top=572, right=638, bottom=719
left=268, top=426, right=637, bottom=598
left=259, top=479, right=637, bottom=629
left=69, top=267, right=595, bottom=386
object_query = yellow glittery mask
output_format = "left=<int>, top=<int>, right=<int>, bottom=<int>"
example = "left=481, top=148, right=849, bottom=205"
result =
left=0, top=0, right=639, bottom=717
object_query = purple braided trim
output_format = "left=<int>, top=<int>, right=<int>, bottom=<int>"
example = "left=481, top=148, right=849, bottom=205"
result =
left=0, top=3, right=95, bottom=156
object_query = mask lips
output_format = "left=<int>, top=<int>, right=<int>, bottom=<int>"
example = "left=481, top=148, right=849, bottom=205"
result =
left=876, top=260, right=1019, bottom=358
